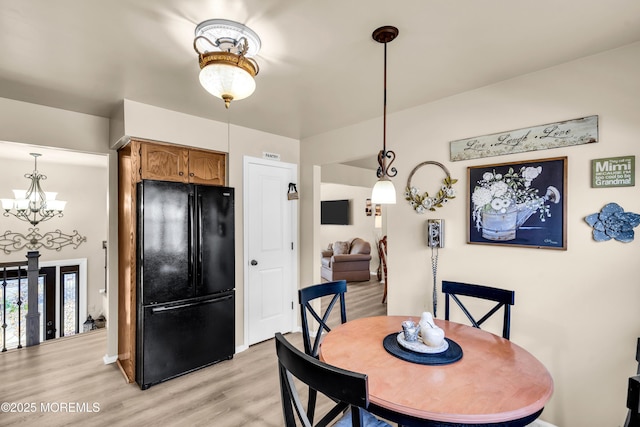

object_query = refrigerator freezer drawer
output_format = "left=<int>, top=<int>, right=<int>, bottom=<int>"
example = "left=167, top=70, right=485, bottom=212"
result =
left=137, top=291, right=235, bottom=389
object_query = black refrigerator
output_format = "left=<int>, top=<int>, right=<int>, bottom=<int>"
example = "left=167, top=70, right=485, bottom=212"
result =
left=135, top=180, right=235, bottom=390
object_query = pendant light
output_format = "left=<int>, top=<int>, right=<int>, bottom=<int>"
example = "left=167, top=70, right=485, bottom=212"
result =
left=371, top=26, right=399, bottom=204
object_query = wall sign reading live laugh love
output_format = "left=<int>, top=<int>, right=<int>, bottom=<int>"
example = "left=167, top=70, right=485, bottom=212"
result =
left=450, top=115, right=598, bottom=161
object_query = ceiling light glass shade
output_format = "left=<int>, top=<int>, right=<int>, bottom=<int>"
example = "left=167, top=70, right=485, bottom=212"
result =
left=12, top=189, right=27, bottom=199
left=371, top=178, right=396, bottom=204
left=1, top=199, right=14, bottom=210
left=46, top=200, right=66, bottom=212
left=198, top=55, right=257, bottom=105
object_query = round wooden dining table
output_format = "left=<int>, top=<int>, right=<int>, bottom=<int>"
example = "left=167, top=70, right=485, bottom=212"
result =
left=319, top=316, right=554, bottom=427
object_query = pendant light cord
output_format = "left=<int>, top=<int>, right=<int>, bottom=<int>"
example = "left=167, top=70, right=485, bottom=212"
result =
left=383, top=41, right=387, bottom=155
left=227, top=108, right=231, bottom=153
left=372, top=25, right=398, bottom=183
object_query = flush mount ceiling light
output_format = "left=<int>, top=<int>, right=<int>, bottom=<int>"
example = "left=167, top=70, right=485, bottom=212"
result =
left=371, top=26, right=399, bottom=205
left=194, top=19, right=261, bottom=109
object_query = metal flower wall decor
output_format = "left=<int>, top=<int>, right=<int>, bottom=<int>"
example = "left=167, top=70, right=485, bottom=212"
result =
left=585, top=202, right=640, bottom=242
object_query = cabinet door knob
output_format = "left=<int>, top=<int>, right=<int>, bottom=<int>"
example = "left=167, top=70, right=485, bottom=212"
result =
left=178, top=172, right=184, bottom=176
left=189, top=173, right=194, bottom=177
left=250, top=260, right=258, bottom=266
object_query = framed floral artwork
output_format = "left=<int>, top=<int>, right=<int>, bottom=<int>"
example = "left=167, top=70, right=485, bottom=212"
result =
left=467, top=157, right=567, bottom=249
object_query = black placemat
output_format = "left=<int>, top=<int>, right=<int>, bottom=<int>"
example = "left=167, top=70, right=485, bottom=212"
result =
left=382, top=333, right=463, bottom=365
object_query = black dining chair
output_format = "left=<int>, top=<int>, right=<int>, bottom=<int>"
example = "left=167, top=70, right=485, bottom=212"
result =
left=275, top=333, right=391, bottom=427
left=298, top=280, right=348, bottom=423
left=442, top=280, right=515, bottom=340
left=624, top=338, right=640, bottom=427
left=299, top=280, right=348, bottom=358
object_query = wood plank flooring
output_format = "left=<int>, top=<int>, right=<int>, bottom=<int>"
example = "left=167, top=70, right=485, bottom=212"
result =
left=0, top=278, right=386, bottom=426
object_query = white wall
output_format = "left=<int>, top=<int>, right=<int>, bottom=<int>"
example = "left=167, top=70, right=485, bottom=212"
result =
left=320, top=183, right=380, bottom=272
left=300, top=42, right=640, bottom=427
left=117, top=99, right=229, bottom=152
left=0, top=98, right=109, bottom=153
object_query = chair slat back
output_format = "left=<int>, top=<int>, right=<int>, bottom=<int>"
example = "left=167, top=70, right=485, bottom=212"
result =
left=275, top=333, right=368, bottom=427
left=625, top=338, right=640, bottom=427
left=299, top=280, right=347, bottom=357
left=442, top=280, right=515, bottom=339
left=636, top=337, right=640, bottom=375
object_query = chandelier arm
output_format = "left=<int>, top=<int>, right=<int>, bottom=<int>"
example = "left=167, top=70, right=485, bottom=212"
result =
left=26, top=172, right=47, bottom=213
left=3, top=200, right=62, bottom=227
left=193, top=35, right=219, bottom=54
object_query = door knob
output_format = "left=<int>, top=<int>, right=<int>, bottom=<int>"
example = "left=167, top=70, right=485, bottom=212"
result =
left=250, top=260, right=258, bottom=266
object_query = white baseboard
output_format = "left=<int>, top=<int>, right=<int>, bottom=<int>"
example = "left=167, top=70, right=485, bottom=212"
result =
left=103, top=354, right=118, bottom=365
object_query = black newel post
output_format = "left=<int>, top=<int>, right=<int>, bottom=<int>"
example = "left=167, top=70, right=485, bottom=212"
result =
left=25, top=251, right=40, bottom=347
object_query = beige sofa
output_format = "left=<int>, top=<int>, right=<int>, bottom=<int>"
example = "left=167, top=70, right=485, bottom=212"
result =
left=320, top=238, right=372, bottom=282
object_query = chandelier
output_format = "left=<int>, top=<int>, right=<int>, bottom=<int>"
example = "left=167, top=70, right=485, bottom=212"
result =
left=194, top=19, right=261, bottom=109
left=371, top=26, right=399, bottom=205
left=1, top=153, right=66, bottom=226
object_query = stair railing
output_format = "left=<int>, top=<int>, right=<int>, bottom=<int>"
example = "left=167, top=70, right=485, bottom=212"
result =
left=0, top=251, right=40, bottom=351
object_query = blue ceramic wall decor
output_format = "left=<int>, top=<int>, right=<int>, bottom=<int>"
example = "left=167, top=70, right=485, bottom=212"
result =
left=585, top=202, right=640, bottom=242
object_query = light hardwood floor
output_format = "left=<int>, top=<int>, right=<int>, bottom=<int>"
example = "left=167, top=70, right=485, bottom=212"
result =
left=0, top=278, right=386, bottom=426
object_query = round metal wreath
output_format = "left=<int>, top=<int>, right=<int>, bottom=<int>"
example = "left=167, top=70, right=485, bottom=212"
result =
left=405, top=161, right=458, bottom=213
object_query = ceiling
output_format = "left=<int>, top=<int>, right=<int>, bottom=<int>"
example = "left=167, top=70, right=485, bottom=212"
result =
left=1, top=0, right=640, bottom=145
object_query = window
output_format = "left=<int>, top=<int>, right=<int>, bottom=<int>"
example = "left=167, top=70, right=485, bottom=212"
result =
left=60, top=265, right=80, bottom=337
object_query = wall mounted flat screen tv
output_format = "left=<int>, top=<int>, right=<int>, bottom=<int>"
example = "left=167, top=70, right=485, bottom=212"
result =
left=321, top=199, right=350, bottom=225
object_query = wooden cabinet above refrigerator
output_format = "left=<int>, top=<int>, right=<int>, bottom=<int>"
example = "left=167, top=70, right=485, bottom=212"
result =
left=138, top=140, right=226, bottom=185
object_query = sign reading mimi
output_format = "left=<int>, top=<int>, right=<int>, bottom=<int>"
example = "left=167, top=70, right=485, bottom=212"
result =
left=592, top=155, right=635, bottom=188
left=450, top=115, right=598, bottom=161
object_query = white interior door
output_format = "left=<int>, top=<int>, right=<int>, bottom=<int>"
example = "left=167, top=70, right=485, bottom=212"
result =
left=244, top=157, right=296, bottom=345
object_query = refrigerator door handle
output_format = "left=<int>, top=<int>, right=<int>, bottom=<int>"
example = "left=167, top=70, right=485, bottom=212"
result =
left=188, top=191, right=195, bottom=286
left=151, top=294, right=233, bottom=313
left=197, top=192, right=203, bottom=289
